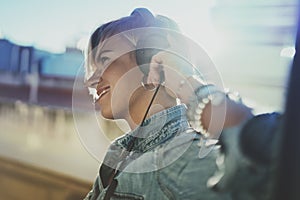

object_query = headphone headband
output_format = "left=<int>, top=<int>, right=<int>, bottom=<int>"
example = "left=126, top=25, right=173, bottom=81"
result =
left=130, top=8, right=156, bottom=26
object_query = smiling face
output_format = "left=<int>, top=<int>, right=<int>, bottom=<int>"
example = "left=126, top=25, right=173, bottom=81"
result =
left=87, top=35, right=144, bottom=120
left=96, top=52, right=142, bottom=119
left=85, top=28, right=182, bottom=128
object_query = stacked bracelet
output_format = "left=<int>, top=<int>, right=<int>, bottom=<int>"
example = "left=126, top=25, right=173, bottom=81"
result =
left=187, top=84, right=226, bottom=137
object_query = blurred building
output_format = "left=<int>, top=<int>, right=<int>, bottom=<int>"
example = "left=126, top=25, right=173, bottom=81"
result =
left=0, top=37, right=125, bottom=200
left=0, top=39, right=83, bottom=107
left=0, top=39, right=99, bottom=199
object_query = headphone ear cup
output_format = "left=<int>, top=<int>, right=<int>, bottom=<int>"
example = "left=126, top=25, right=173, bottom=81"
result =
left=136, top=47, right=160, bottom=76
left=136, top=33, right=169, bottom=79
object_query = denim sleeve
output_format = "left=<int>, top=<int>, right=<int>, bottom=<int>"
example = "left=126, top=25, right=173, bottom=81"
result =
left=157, top=139, right=232, bottom=200
left=213, top=113, right=282, bottom=200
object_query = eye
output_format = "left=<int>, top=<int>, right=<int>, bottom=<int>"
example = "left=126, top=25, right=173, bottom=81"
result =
left=100, top=56, right=110, bottom=65
left=95, top=50, right=114, bottom=68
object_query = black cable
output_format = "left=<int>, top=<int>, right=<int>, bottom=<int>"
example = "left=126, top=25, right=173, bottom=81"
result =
left=103, top=84, right=161, bottom=200
left=127, top=84, right=161, bottom=151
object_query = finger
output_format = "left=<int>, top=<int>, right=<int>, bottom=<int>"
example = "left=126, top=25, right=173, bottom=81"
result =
left=148, top=54, right=163, bottom=85
left=148, top=63, right=161, bottom=85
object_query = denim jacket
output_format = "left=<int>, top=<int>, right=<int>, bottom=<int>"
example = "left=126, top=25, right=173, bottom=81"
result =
left=85, top=105, right=231, bottom=200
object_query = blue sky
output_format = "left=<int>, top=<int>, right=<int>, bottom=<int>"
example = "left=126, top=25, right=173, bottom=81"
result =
left=0, top=0, right=298, bottom=111
left=0, top=0, right=215, bottom=53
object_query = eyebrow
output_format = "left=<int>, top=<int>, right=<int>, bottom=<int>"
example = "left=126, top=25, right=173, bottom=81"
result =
left=99, top=50, right=112, bottom=57
left=95, top=49, right=113, bottom=62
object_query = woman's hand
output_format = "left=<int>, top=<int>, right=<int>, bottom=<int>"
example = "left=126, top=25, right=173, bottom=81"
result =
left=148, top=50, right=253, bottom=138
left=147, top=51, right=202, bottom=104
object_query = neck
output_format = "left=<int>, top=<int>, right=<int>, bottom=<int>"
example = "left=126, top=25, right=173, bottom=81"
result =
left=125, top=86, right=177, bottom=130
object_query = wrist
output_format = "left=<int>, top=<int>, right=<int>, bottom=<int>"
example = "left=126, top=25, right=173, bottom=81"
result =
left=187, top=84, right=226, bottom=137
left=187, top=85, right=253, bottom=138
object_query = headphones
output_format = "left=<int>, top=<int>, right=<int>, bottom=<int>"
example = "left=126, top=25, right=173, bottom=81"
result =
left=132, top=8, right=169, bottom=83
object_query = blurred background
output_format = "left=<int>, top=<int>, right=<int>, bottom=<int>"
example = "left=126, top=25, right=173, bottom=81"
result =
left=0, top=0, right=298, bottom=199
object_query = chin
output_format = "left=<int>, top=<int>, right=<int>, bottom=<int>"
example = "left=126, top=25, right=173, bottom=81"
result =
left=100, top=109, right=114, bottom=120
left=96, top=103, right=110, bottom=117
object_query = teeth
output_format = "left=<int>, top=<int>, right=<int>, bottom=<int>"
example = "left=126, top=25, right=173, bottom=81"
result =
left=93, top=87, right=110, bottom=103
left=93, top=94, right=100, bottom=103
left=94, top=90, right=106, bottom=103
left=95, top=89, right=109, bottom=102
left=99, top=89, right=108, bottom=97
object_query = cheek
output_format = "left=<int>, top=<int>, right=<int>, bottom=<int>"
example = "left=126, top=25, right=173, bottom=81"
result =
left=110, top=69, right=142, bottom=96
left=110, top=74, right=142, bottom=112
left=111, top=82, right=131, bottom=102
left=106, top=68, right=129, bottom=87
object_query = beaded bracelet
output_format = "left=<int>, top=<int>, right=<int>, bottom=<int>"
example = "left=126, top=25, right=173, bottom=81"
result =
left=187, top=84, right=226, bottom=137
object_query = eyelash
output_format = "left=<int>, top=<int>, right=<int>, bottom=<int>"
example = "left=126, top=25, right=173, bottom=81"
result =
left=100, top=56, right=110, bottom=65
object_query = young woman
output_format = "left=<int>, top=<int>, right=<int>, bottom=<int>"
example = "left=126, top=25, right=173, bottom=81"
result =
left=83, top=8, right=252, bottom=200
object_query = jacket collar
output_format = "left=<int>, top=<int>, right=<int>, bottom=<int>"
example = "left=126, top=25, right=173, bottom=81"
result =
left=115, top=104, right=190, bottom=153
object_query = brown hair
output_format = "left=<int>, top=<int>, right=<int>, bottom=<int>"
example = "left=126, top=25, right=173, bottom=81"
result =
left=85, top=8, right=180, bottom=81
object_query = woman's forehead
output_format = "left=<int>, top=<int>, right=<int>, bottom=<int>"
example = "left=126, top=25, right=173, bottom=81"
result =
left=96, top=34, right=136, bottom=56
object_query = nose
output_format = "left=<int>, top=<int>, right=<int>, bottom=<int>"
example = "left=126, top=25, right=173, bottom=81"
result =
left=86, top=73, right=102, bottom=89
left=85, top=75, right=102, bottom=103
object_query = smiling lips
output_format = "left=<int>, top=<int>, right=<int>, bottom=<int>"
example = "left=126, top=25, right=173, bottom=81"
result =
left=95, top=86, right=110, bottom=103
